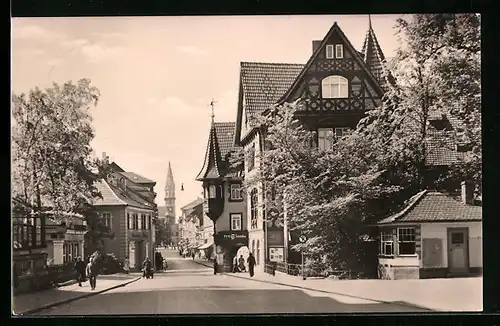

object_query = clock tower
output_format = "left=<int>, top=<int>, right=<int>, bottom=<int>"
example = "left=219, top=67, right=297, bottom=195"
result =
left=164, top=161, right=176, bottom=224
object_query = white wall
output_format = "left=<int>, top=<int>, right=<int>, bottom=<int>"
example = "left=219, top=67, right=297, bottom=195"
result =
left=420, top=221, right=482, bottom=268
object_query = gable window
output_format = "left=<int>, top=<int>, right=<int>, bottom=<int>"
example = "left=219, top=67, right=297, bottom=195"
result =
left=208, top=185, right=216, bottom=199
left=230, top=184, right=242, bottom=200
left=322, top=75, right=348, bottom=99
left=335, top=127, right=351, bottom=138
left=317, top=128, right=334, bottom=150
left=397, top=228, right=416, bottom=255
left=250, top=188, right=258, bottom=230
left=380, top=231, right=394, bottom=256
left=100, top=212, right=112, bottom=230
left=326, top=44, right=334, bottom=59
left=230, top=213, right=242, bottom=231
left=335, top=44, right=344, bottom=59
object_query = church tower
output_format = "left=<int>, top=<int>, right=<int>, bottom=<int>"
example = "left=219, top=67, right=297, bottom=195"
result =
left=164, top=161, right=176, bottom=224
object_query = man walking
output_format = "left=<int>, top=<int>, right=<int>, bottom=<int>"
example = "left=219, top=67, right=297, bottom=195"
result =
left=74, top=257, right=86, bottom=287
left=247, top=252, right=256, bottom=277
left=86, top=258, right=99, bottom=290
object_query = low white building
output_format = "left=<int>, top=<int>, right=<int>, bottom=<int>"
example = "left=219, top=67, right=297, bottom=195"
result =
left=377, top=181, right=482, bottom=280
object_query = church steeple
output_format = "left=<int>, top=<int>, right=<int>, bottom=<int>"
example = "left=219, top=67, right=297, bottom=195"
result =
left=361, top=15, right=392, bottom=90
left=165, top=161, right=176, bottom=219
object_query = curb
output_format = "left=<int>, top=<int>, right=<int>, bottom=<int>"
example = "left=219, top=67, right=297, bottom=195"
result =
left=193, top=261, right=213, bottom=269
left=16, top=277, right=141, bottom=315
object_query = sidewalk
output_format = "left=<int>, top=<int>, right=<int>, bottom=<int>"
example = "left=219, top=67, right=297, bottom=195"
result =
left=13, top=273, right=141, bottom=315
left=193, top=260, right=482, bottom=312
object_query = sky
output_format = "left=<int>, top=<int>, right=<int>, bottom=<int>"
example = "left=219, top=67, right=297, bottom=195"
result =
left=11, top=14, right=402, bottom=217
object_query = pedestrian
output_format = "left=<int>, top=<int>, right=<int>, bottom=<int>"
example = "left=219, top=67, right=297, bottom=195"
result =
left=74, top=257, right=86, bottom=287
left=238, top=255, right=246, bottom=272
left=123, top=256, right=130, bottom=274
left=142, top=257, right=152, bottom=278
left=86, top=258, right=99, bottom=290
left=247, top=253, right=256, bottom=277
left=213, top=259, right=218, bottom=275
left=192, top=252, right=195, bottom=260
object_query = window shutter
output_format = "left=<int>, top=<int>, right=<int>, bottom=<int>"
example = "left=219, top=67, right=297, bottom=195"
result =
left=128, top=213, right=132, bottom=230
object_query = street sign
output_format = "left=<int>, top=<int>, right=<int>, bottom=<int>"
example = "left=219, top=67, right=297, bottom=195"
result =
left=298, top=234, right=307, bottom=243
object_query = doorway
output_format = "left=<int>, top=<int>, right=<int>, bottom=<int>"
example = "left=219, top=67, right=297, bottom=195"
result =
left=447, top=228, right=469, bottom=275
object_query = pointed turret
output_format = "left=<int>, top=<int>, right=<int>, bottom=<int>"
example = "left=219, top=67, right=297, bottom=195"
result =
left=196, top=120, right=224, bottom=181
left=164, top=161, right=176, bottom=219
left=166, top=161, right=175, bottom=188
left=361, top=15, right=394, bottom=91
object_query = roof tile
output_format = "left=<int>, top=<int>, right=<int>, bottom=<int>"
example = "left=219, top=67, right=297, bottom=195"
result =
left=378, top=191, right=482, bottom=224
left=241, top=62, right=304, bottom=121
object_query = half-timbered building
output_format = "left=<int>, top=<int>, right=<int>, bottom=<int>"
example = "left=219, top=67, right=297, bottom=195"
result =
left=233, top=20, right=393, bottom=272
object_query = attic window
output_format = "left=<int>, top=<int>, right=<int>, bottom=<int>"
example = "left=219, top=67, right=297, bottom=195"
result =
left=326, top=45, right=334, bottom=59
left=322, top=75, right=348, bottom=98
left=335, top=44, right=344, bottom=59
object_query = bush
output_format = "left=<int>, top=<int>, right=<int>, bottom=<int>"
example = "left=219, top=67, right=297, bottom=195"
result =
left=99, top=253, right=123, bottom=275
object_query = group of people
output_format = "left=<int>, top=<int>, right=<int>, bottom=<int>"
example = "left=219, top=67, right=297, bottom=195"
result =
left=227, top=253, right=257, bottom=277
left=73, top=255, right=100, bottom=290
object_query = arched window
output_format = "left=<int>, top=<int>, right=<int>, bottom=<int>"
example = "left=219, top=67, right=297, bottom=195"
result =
left=250, top=188, right=258, bottom=229
left=256, top=240, right=260, bottom=265
left=209, top=185, right=216, bottom=198
left=322, top=75, right=348, bottom=99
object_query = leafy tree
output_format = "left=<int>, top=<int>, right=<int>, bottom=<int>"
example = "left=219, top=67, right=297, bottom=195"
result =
left=12, top=79, right=105, bottom=227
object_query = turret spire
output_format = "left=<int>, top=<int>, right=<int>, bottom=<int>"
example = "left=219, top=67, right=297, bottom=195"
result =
left=209, top=99, right=217, bottom=124
left=368, top=14, right=372, bottom=30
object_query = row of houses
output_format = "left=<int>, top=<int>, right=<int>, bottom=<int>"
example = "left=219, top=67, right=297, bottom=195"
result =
left=193, top=18, right=482, bottom=279
left=13, top=152, right=159, bottom=285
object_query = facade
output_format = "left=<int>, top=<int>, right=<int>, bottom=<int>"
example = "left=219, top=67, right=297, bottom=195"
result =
left=91, top=155, right=157, bottom=271
left=179, top=198, right=204, bottom=251
left=232, top=20, right=391, bottom=271
left=376, top=181, right=482, bottom=280
left=45, top=213, right=87, bottom=265
left=196, top=121, right=248, bottom=272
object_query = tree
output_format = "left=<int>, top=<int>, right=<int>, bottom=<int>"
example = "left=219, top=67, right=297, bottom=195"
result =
left=248, top=102, right=397, bottom=273
left=12, top=79, right=104, bottom=222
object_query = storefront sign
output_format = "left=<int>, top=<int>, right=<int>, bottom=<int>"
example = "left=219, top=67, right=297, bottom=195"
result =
left=215, top=231, right=249, bottom=247
left=269, top=247, right=284, bottom=262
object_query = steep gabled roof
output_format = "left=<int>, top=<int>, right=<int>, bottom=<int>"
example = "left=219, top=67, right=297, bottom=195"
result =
left=378, top=190, right=482, bottom=224
left=93, top=179, right=154, bottom=210
left=278, top=22, right=385, bottom=105
left=119, top=171, right=156, bottom=185
left=240, top=62, right=304, bottom=121
left=215, top=122, right=237, bottom=159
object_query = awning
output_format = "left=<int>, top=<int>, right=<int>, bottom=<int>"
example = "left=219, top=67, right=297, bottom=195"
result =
left=198, top=239, right=214, bottom=250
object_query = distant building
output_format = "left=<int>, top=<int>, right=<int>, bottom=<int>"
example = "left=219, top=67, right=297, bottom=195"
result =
left=376, top=181, right=482, bottom=280
left=157, top=162, right=179, bottom=246
left=91, top=153, right=157, bottom=271
left=179, top=198, right=203, bottom=252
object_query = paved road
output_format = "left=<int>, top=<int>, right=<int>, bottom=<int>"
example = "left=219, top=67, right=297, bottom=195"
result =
left=37, top=249, right=428, bottom=315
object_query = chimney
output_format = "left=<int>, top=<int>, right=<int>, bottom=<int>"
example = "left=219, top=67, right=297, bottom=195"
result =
left=461, top=181, right=474, bottom=205
left=312, top=40, right=322, bottom=54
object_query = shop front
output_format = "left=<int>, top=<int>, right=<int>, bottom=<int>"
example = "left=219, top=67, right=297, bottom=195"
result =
left=214, top=230, right=249, bottom=272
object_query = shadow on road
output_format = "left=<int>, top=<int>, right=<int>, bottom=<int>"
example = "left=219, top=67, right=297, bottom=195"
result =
left=38, top=288, right=432, bottom=315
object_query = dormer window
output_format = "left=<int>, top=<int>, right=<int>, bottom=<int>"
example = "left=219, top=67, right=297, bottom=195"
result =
left=208, top=185, right=216, bottom=199
left=335, top=44, right=344, bottom=59
left=322, top=75, right=348, bottom=99
left=326, top=45, right=334, bottom=59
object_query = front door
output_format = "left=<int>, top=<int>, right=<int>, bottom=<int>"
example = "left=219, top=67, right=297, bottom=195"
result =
left=447, top=228, right=469, bottom=274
